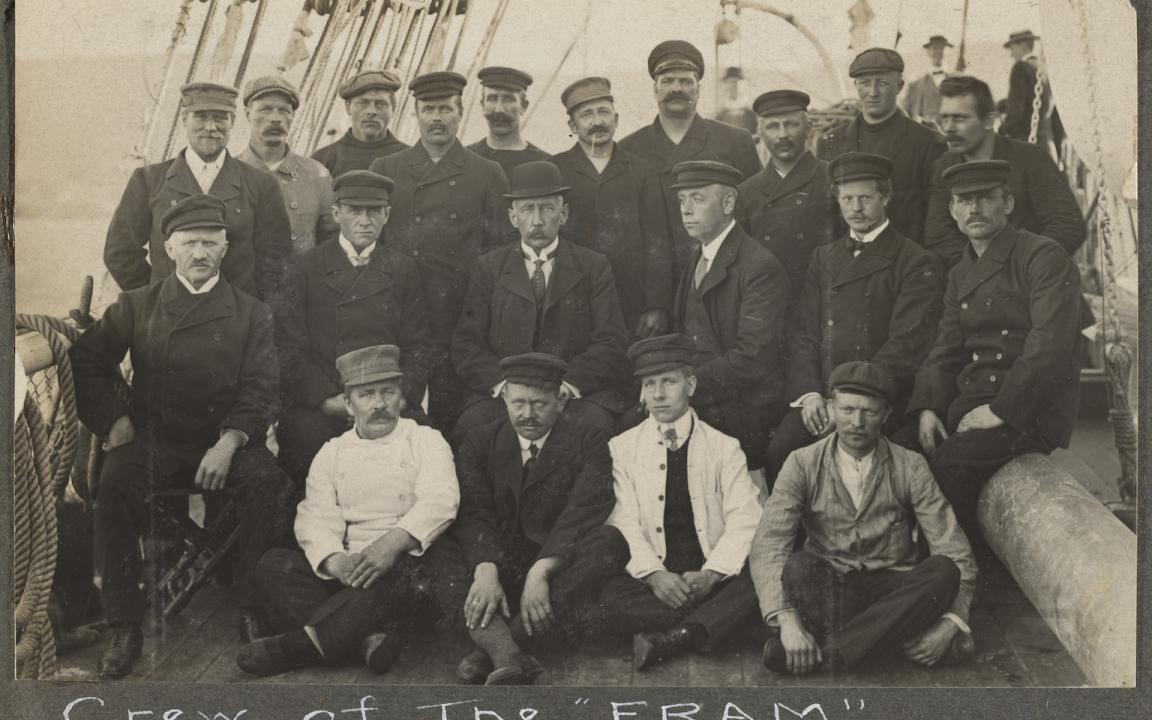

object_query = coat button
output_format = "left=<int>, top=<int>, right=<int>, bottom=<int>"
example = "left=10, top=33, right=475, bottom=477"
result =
left=170, top=200, right=178, bottom=206
left=990, top=375, right=997, bottom=382
left=412, top=249, right=420, bottom=257
left=996, top=353, right=1003, bottom=360
left=796, top=233, right=804, bottom=239
left=961, top=302, right=969, bottom=310
left=764, top=234, right=771, bottom=242
left=450, top=212, right=457, bottom=220
left=659, top=463, right=666, bottom=470
left=213, top=332, right=222, bottom=341
left=827, top=319, right=834, bottom=326
left=656, top=527, right=663, bottom=533
left=290, top=201, right=299, bottom=209
left=972, top=352, right=979, bottom=362
left=450, top=180, right=457, bottom=186
left=795, top=199, right=802, bottom=205
left=235, top=208, right=241, bottom=214
left=291, top=233, right=297, bottom=240
left=1002, top=329, right=1009, bottom=336
left=658, top=495, right=664, bottom=501
left=207, top=406, right=214, bottom=413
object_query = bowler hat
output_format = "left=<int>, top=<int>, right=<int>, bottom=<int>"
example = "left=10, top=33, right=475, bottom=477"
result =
left=923, top=35, right=953, bottom=49
left=753, top=89, right=810, bottom=117
left=828, top=152, right=893, bottom=183
left=1004, top=30, right=1039, bottom=48
left=333, top=170, right=395, bottom=206
left=941, top=159, right=1012, bottom=195
left=160, top=194, right=227, bottom=236
left=722, top=66, right=744, bottom=81
left=243, top=75, right=301, bottom=109
left=477, top=66, right=533, bottom=91
left=180, top=82, right=238, bottom=113
left=336, top=345, right=404, bottom=388
left=561, top=77, right=613, bottom=113
left=627, top=334, right=695, bottom=377
left=500, top=353, right=569, bottom=390
left=504, top=161, right=570, bottom=200
left=828, top=361, right=896, bottom=403
left=848, top=47, right=905, bottom=78
left=648, top=40, right=705, bottom=78
left=409, top=71, right=467, bottom=100
left=669, top=160, right=743, bottom=191
left=338, top=69, right=402, bottom=100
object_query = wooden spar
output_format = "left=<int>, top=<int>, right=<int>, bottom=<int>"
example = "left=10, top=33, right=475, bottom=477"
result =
left=521, top=4, right=593, bottom=130
left=15, top=332, right=63, bottom=377
left=163, top=0, right=223, bottom=161
left=360, top=1, right=397, bottom=67
left=419, top=0, right=461, bottom=73
left=460, top=0, right=512, bottom=130
left=956, top=0, right=971, bottom=71
left=234, top=0, right=272, bottom=87
left=446, top=0, right=477, bottom=70
left=307, top=5, right=371, bottom=152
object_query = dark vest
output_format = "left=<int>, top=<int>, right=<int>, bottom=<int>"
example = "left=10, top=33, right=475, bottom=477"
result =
left=663, top=434, right=704, bottom=573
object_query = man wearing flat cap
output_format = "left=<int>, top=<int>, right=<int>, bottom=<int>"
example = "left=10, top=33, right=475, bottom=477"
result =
left=238, top=75, right=339, bottom=253
left=105, top=81, right=292, bottom=302
left=72, top=194, right=289, bottom=678
left=548, top=76, right=674, bottom=338
left=427, top=352, right=627, bottom=685
left=273, top=170, right=435, bottom=501
left=599, top=334, right=763, bottom=671
left=669, top=159, right=791, bottom=476
left=452, top=160, right=630, bottom=437
left=911, top=159, right=1085, bottom=565
left=467, top=66, right=550, bottom=177
left=750, top=361, right=976, bottom=677
left=237, top=344, right=459, bottom=678
left=620, top=40, right=762, bottom=277
left=902, top=36, right=953, bottom=126
left=765, top=151, right=944, bottom=490
left=1001, top=30, right=1058, bottom=149
left=372, top=70, right=511, bottom=432
left=816, top=47, right=945, bottom=245
left=735, top=89, right=836, bottom=299
left=312, top=69, right=409, bottom=177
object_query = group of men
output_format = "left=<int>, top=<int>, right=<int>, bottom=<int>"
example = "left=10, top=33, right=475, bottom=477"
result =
left=72, top=33, right=1088, bottom=684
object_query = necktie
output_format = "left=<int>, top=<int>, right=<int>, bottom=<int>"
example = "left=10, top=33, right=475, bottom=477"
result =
left=531, top=258, right=547, bottom=303
left=523, top=442, right=540, bottom=481
left=663, top=427, right=678, bottom=452
left=847, top=236, right=867, bottom=254
left=693, top=255, right=710, bottom=289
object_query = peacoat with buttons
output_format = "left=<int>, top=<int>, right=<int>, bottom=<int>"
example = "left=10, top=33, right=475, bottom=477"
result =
left=237, top=146, right=339, bottom=254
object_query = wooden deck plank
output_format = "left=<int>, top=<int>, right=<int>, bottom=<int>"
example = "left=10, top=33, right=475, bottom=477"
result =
left=536, top=636, right=634, bottom=687
left=991, top=610, right=1088, bottom=687
left=146, top=588, right=245, bottom=681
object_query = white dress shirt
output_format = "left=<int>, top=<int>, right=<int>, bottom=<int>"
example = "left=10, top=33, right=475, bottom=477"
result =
left=521, top=237, right=559, bottom=285
left=338, top=234, right=376, bottom=266
left=517, top=430, right=552, bottom=466
left=698, top=219, right=737, bottom=266
left=657, top=410, right=695, bottom=451
left=834, top=443, right=875, bottom=511
left=185, top=147, right=226, bottom=193
left=850, top=217, right=890, bottom=256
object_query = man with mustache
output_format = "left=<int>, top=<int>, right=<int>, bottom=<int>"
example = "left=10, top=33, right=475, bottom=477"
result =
left=238, top=75, right=339, bottom=254
left=902, top=35, right=953, bottom=127
left=735, top=90, right=836, bottom=300
left=765, top=152, right=944, bottom=490
left=548, top=76, right=673, bottom=338
left=467, top=66, right=550, bottom=178
left=237, top=344, right=459, bottom=677
left=620, top=40, right=762, bottom=276
left=371, top=71, right=510, bottom=432
left=816, top=48, right=946, bottom=246
left=910, top=160, right=1085, bottom=566
left=105, top=82, right=292, bottom=301
left=312, top=70, right=409, bottom=177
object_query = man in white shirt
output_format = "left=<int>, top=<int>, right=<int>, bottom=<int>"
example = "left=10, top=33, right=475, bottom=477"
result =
left=600, top=333, right=763, bottom=671
left=236, top=344, right=459, bottom=677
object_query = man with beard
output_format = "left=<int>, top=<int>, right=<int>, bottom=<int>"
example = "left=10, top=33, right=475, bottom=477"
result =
left=548, top=76, right=674, bottom=338
left=238, top=75, right=339, bottom=254
left=817, top=48, right=945, bottom=245
left=620, top=40, right=762, bottom=275
left=312, top=70, right=409, bottom=177
left=371, top=72, right=510, bottom=431
left=105, top=82, right=292, bottom=301
left=467, top=66, right=550, bottom=177
left=902, top=36, right=952, bottom=127
left=735, top=90, right=836, bottom=300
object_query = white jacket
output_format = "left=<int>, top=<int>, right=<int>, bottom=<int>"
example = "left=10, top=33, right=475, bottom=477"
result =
left=607, top=410, right=762, bottom=579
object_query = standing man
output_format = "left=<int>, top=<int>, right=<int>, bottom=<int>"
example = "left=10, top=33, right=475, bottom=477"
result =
left=371, top=71, right=510, bottom=431
left=765, top=153, right=944, bottom=487
left=238, top=75, right=339, bottom=254
left=274, top=171, right=434, bottom=498
left=72, top=195, right=287, bottom=678
left=735, top=89, right=835, bottom=298
left=105, top=82, right=292, bottom=301
left=816, top=47, right=946, bottom=245
left=715, top=67, right=758, bottom=136
left=751, top=362, right=976, bottom=676
left=670, top=160, right=791, bottom=475
left=549, top=76, right=674, bottom=337
left=620, top=40, right=762, bottom=275
left=902, top=35, right=952, bottom=127
left=1000, top=30, right=1057, bottom=149
left=467, top=66, right=550, bottom=177
left=601, top=334, right=763, bottom=671
left=911, top=160, right=1084, bottom=562
left=312, top=70, right=409, bottom=177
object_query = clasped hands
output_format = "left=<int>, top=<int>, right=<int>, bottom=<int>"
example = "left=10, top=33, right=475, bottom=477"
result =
left=642, top=568, right=723, bottom=610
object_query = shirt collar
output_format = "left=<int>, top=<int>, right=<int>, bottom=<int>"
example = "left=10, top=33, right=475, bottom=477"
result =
left=517, top=430, right=551, bottom=452
left=657, top=410, right=695, bottom=446
left=851, top=217, right=890, bottom=244
left=338, top=234, right=376, bottom=261
left=835, top=438, right=876, bottom=468
left=521, top=237, right=559, bottom=261
left=699, top=219, right=737, bottom=263
left=185, top=146, right=226, bottom=174
left=175, top=272, right=220, bottom=295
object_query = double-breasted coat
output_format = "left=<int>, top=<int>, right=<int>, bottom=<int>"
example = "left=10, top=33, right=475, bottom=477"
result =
left=104, top=150, right=293, bottom=301
left=548, top=142, right=674, bottom=331
left=908, top=225, right=1083, bottom=448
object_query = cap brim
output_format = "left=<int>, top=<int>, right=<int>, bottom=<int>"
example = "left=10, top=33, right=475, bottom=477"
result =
left=566, top=93, right=614, bottom=112
left=652, top=60, right=700, bottom=76
left=183, top=102, right=236, bottom=113
left=832, top=382, right=889, bottom=401
left=344, top=370, right=404, bottom=387
left=756, top=104, right=807, bottom=117
left=633, top=360, right=690, bottom=377
left=503, top=185, right=570, bottom=200
left=950, top=180, right=1006, bottom=195
left=669, top=179, right=736, bottom=191
left=337, top=196, right=390, bottom=207
left=247, top=89, right=300, bottom=108
left=170, top=220, right=227, bottom=233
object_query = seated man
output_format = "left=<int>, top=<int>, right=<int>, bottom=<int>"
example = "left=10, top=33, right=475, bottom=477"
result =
left=236, top=345, right=459, bottom=676
left=750, top=361, right=976, bottom=676
left=600, top=334, right=763, bottom=671
left=451, top=161, right=630, bottom=437
left=427, top=353, right=628, bottom=685
left=70, top=195, right=287, bottom=678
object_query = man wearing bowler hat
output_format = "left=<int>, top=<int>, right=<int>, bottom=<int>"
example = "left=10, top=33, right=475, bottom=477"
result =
left=750, top=361, right=976, bottom=677
left=238, top=344, right=459, bottom=678
left=274, top=170, right=434, bottom=501
left=1001, top=30, right=1058, bottom=149
left=312, top=69, right=409, bottom=177
left=620, top=40, right=762, bottom=277
left=903, top=35, right=953, bottom=126
left=817, top=47, right=946, bottom=245
left=238, top=75, right=339, bottom=253
left=468, top=66, right=550, bottom=177
left=715, top=66, right=758, bottom=136
left=549, top=76, right=674, bottom=338
left=452, top=160, right=630, bottom=437
left=105, top=81, right=292, bottom=301
left=72, top=194, right=288, bottom=678
left=372, top=71, right=511, bottom=432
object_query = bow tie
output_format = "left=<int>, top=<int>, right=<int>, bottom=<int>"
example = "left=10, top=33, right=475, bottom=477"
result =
left=932, top=69, right=945, bottom=75
left=847, top=237, right=868, bottom=253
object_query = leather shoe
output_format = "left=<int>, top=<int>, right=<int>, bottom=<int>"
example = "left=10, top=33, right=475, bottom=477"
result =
left=235, top=631, right=319, bottom=677
left=98, top=623, right=143, bottom=679
left=939, top=631, right=975, bottom=666
left=456, top=648, right=494, bottom=685
left=237, top=610, right=267, bottom=644
left=362, top=632, right=401, bottom=675
left=632, top=625, right=699, bottom=671
left=485, top=651, right=544, bottom=685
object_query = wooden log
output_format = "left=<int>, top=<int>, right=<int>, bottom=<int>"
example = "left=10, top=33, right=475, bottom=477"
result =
left=978, top=453, right=1137, bottom=686
left=15, top=330, right=67, bottom=376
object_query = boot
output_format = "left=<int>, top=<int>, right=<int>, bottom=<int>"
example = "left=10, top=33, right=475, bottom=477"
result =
left=237, top=609, right=267, bottom=644
left=456, top=648, right=494, bottom=685
left=235, top=630, right=320, bottom=677
left=632, top=625, right=704, bottom=671
left=98, top=623, right=143, bottom=679
left=362, top=632, right=401, bottom=675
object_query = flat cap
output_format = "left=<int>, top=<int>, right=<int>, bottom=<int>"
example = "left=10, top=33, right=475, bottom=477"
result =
left=924, top=35, right=953, bottom=48
left=477, top=66, right=533, bottom=91
left=670, top=160, right=743, bottom=191
left=828, top=152, right=893, bottom=183
left=941, top=159, right=1012, bottom=194
left=333, top=170, right=395, bottom=206
left=336, top=344, right=404, bottom=388
left=828, top=361, right=896, bottom=404
left=648, top=40, right=704, bottom=78
left=409, top=71, right=467, bottom=100
left=338, top=69, right=402, bottom=100
left=561, top=76, right=613, bottom=113
left=504, top=161, right=570, bottom=200
left=753, top=89, right=811, bottom=117
left=500, top=352, right=569, bottom=390
left=1004, top=30, right=1039, bottom=48
left=180, top=82, right=238, bottom=113
left=243, top=75, right=300, bottom=109
left=160, top=194, right=227, bottom=236
left=627, top=333, right=696, bottom=377
left=848, top=47, right=905, bottom=78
